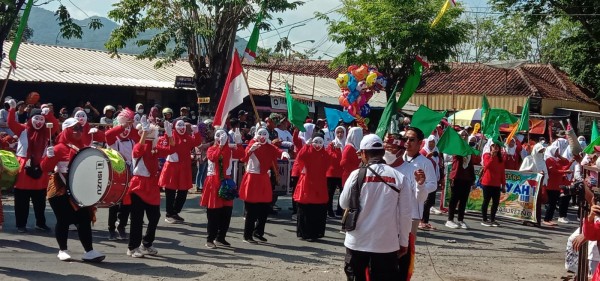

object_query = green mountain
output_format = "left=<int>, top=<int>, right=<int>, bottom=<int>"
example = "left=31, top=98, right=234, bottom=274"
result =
left=27, top=7, right=248, bottom=55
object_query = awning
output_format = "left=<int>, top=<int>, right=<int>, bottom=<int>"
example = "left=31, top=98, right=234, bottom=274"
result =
left=500, top=119, right=546, bottom=135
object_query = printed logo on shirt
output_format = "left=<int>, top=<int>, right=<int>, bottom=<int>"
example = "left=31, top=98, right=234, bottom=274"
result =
left=364, top=175, right=396, bottom=185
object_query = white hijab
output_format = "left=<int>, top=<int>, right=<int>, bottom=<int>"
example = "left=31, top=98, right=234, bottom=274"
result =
left=520, top=143, right=549, bottom=185
left=579, top=136, right=587, bottom=148
left=422, top=135, right=439, bottom=163
left=346, top=127, right=363, bottom=150
left=505, top=139, right=517, bottom=156
left=332, top=126, right=346, bottom=148
left=299, top=123, right=315, bottom=144
left=482, top=138, right=493, bottom=156
left=544, top=145, right=559, bottom=160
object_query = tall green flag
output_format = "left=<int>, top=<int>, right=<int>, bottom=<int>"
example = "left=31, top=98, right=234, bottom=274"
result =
left=375, top=83, right=399, bottom=139
left=285, top=83, right=309, bottom=132
left=243, top=11, right=263, bottom=62
left=517, top=97, right=530, bottom=131
left=411, top=105, right=446, bottom=136
left=592, top=119, right=599, bottom=143
left=8, top=0, right=34, bottom=69
left=481, top=95, right=490, bottom=134
left=584, top=136, right=600, bottom=154
left=396, top=57, right=427, bottom=111
left=483, top=108, right=518, bottom=138
left=437, top=128, right=480, bottom=156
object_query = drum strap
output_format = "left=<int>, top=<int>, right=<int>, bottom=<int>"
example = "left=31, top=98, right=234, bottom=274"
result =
left=57, top=144, right=81, bottom=186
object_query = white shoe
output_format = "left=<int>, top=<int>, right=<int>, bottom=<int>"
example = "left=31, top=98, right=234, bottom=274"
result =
left=82, top=250, right=105, bottom=262
left=140, top=245, right=158, bottom=256
left=558, top=217, right=570, bottom=224
left=430, top=207, right=442, bottom=215
left=445, top=220, right=459, bottom=229
left=127, top=248, right=144, bottom=258
left=57, top=250, right=72, bottom=261
left=459, top=221, right=468, bottom=229
left=165, top=217, right=177, bottom=224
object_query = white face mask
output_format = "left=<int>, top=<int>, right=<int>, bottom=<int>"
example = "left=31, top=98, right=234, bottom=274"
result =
left=312, top=137, right=324, bottom=151
left=31, top=115, right=45, bottom=130
left=383, top=150, right=397, bottom=165
left=175, top=120, right=186, bottom=135
left=75, top=111, right=87, bottom=126
left=120, top=124, right=131, bottom=139
left=257, top=129, right=269, bottom=144
left=215, top=130, right=228, bottom=146
left=137, top=109, right=144, bottom=114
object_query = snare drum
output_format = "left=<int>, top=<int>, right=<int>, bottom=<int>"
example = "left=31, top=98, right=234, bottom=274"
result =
left=0, top=150, right=19, bottom=191
left=68, top=147, right=129, bottom=207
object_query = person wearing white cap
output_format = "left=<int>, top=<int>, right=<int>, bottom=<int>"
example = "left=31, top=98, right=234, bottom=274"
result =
left=0, top=96, right=15, bottom=135
left=340, top=134, right=414, bottom=280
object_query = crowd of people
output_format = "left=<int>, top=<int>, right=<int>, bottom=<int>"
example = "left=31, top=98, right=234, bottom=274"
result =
left=0, top=95, right=599, bottom=280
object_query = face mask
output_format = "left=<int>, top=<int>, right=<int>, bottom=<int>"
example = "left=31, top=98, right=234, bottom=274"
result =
left=31, top=115, right=45, bottom=130
left=312, top=137, right=324, bottom=151
left=75, top=111, right=87, bottom=125
left=175, top=120, right=186, bottom=135
left=137, top=109, right=144, bottom=114
left=383, top=150, right=397, bottom=165
left=120, top=125, right=131, bottom=139
left=257, top=129, right=269, bottom=144
left=215, top=130, right=228, bottom=146
left=84, top=108, right=91, bottom=113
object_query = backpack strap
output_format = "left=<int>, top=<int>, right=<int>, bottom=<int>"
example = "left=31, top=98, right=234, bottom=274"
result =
left=349, top=166, right=369, bottom=210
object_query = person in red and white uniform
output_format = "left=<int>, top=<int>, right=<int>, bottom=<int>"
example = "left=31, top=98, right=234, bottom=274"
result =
left=239, top=128, right=290, bottom=244
left=41, top=118, right=105, bottom=262
left=293, top=134, right=333, bottom=241
left=325, top=126, right=346, bottom=218
left=341, top=127, right=363, bottom=187
left=104, top=108, right=139, bottom=240
left=7, top=99, right=59, bottom=233
left=126, top=116, right=174, bottom=258
left=200, top=129, right=245, bottom=249
left=158, top=120, right=202, bottom=224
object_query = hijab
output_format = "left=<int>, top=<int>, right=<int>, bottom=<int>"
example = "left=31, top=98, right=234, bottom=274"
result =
left=332, top=126, right=346, bottom=148
left=299, top=123, right=315, bottom=144
left=346, top=127, right=363, bottom=149
left=578, top=136, right=587, bottom=148
left=544, top=145, right=559, bottom=160
left=422, top=135, right=439, bottom=162
left=505, top=139, right=517, bottom=156
left=520, top=143, right=549, bottom=185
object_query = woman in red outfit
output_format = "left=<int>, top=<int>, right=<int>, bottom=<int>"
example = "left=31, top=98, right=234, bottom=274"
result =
left=325, top=126, right=346, bottom=217
left=158, top=119, right=202, bottom=223
left=239, top=128, right=288, bottom=244
left=543, top=145, right=575, bottom=226
left=200, top=129, right=245, bottom=249
left=583, top=181, right=600, bottom=281
left=294, top=135, right=333, bottom=241
left=341, top=127, right=363, bottom=187
left=480, top=139, right=506, bottom=227
left=503, top=138, right=521, bottom=170
left=74, top=110, right=105, bottom=146
left=289, top=123, right=313, bottom=216
left=127, top=117, right=174, bottom=258
left=41, top=118, right=105, bottom=262
left=7, top=99, right=58, bottom=233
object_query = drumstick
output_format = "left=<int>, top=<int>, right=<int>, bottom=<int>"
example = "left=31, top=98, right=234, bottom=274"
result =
left=46, top=123, right=54, bottom=146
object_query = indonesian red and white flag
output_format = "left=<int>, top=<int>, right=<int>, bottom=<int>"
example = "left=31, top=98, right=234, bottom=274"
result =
left=213, top=50, right=250, bottom=128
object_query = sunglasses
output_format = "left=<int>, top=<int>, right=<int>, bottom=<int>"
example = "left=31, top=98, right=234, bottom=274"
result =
left=405, top=137, right=418, bottom=143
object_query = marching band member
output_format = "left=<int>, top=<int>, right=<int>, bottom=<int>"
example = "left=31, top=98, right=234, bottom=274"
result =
left=41, top=118, right=105, bottom=262
left=159, top=120, right=202, bottom=224
left=293, top=133, right=333, bottom=242
left=200, top=129, right=244, bottom=249
left=104, top=108, right=139, bottom=240
left=239, top=128, right=290, bottom=244
left=325, top=126, right=346, bottom=217
left=7, top=99, right=58, bottom=233
left=127, top=116, right=174, bottom=258
left=74, top=110, right=105, bottom=146
left=341, top=127, right=363, bottom=187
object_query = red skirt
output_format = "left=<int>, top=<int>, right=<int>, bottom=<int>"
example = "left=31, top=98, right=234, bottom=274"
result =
left=14, top=157, right=49, bottom=190
left=128, top=176, right=161, bottom=206
left=200, top=175, right=234, bottom=209
left=158, top=161, right=193, bottom=190
left=238, top=173, right=272, bottom=203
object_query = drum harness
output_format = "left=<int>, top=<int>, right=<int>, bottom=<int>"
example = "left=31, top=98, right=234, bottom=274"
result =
left=56, top=144, right=80, bottom=190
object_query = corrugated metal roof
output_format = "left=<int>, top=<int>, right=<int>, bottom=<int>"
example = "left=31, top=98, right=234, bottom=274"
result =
left=0, top=41, right=419, bottom=112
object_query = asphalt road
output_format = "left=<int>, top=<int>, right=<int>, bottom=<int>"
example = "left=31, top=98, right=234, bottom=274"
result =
left=0, top=192, right=578, bottom=281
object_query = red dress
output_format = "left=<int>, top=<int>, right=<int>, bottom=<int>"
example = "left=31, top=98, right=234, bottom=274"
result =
left=480, top=153, right=506, bottom=187
left=502, top=152, right=521, bottom=170
left=325, top=143, right=343, bottom=178
left=291, top=129, right=304, bottom=177
left=128, top=141, right=173, bottom=205
left=238, top=140, right=282, bottom=203
left=341, top=145, right=360, bottom=187
left=158, top=132, right=202, bottom=190
left=545, top=157, right=571, bottom=191
left=200, top=144, right=245, bottom=209
left=293, top=146, right=332, bottom=204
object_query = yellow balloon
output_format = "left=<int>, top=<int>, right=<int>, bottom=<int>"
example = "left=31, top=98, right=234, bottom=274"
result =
left=366, top=72, right=377, bottom=87
left=336, top=73, right=349, bottom=89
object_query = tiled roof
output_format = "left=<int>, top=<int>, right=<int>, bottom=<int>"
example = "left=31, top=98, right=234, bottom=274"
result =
left=416, top=62, right=597, bottom=104
left=243, top=60, right=345, bottom=79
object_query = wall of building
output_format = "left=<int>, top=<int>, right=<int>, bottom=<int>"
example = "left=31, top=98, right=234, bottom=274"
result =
left=541, top=99, right=599, bottom=115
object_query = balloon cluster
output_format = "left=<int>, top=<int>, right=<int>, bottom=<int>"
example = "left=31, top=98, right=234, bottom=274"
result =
left=336, top=64, right=386, bottom=127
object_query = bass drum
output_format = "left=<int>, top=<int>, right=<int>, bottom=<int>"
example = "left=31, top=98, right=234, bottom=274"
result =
left=68, top=147, right=130, bottom=207
left=0, top=150, right=19, bottom=191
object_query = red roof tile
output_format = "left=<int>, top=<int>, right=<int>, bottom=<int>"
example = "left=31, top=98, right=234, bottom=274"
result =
left=243, top=60, right=344, bottom=79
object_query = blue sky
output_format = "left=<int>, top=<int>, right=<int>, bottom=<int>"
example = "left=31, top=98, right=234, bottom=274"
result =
left=42, top=0, right=488, bottom=59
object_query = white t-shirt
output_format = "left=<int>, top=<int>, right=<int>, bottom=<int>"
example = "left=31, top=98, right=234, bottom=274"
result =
left=340, top=163, right=413, bottom=253
left=396, top=153, right=438, bottom=220
left=275, top=128, right=293, bottom=151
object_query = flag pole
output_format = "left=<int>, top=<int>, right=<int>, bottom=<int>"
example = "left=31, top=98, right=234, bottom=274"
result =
left=0, top=66, right=14, bottom=103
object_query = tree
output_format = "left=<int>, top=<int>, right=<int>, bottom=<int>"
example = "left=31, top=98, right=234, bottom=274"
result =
left=7, top=20, right=32, bottom=42
left=105, top=0, right=302, bottom=111
left=318, top=0, right=471, bottom=98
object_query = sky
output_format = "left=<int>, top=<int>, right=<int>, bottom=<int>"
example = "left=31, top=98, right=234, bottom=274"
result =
left=42, top=0, right=488, bottom=59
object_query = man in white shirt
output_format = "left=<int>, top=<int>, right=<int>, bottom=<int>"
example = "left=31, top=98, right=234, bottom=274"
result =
left=394, top=127, right=437, bottom=280
left=274, top=119, right=293, bottom=152
left=340, top=134, right=414, bottom=281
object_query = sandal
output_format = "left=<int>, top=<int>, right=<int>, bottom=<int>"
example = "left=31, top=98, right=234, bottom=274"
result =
left=418, top=223, right=430, bottom=231
left=542, top=221, right=555, bottom=227
left=426, top=223, right=437, bottom=230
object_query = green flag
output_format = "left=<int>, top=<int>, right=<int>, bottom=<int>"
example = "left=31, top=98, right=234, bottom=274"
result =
left=285, top=83, right=309, bottom=132
left=481, top=95, right=490, bottom=134
left=8, top=0, right=33, bottom=68
left=437, top=128, right=480, bottom=156
left=411, top=105, right=446, bottom=136
left=517, top=97, right=530, bottom=131
left=243, top=11, right=263, bottom=62
left=592, top=119, right=599, bottom=143
left=483, top=108, right=518, bottom=138
left=375, top=83, right=399, bottom=139
left=396, top=59, right=425, bottom=111
left=584, top=136, right=600, bottom=154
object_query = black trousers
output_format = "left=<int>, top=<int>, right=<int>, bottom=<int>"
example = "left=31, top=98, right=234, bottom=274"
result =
left=164, top=189, right=188, bottom=217
left=559, top=194, right=571, bottom=218
left=128, top=193, right=161, bottom=250
left=327, top=177, right=343, bottom=215
left=14, top=188, right=47, bottom=228
left=243, top=202, right=270, bottom=239
left=448, top=179, right=471, bottom=222
left=108, top=203, right=131, bottom=231
left=297, top=203, right=327, bottom=239
left=290, top=176, right=299, bottom=214
left=545, top=190, right=561, bottom=222
left=344, top=248, right=399, bottom=281
left=48, top=195, right=93, bottom=252
left=481, top=185, right=500, bottom=222
left=421, top=191, right=437, bottom=223
left=206, top=206, right=233, bottom=242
